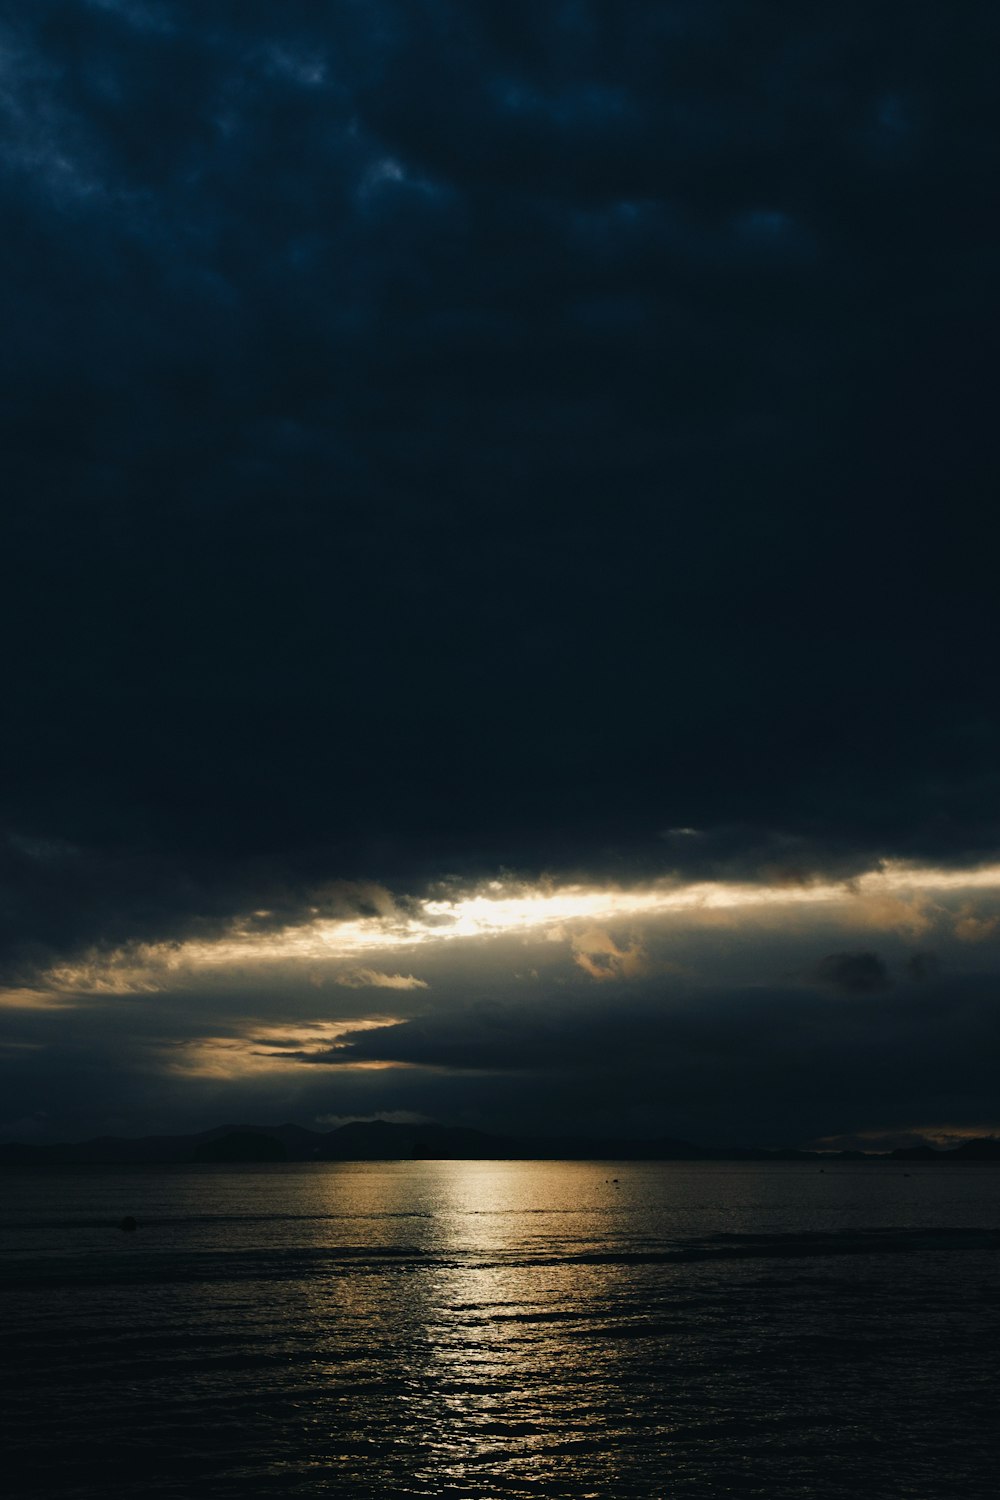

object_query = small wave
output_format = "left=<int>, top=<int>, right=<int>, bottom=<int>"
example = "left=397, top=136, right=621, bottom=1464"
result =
left=526, top=1227, right=1000, bottom=1266
left=4, top=1211, right=436, bottom=1231
left=3, top=1227, right=996, bottom=1292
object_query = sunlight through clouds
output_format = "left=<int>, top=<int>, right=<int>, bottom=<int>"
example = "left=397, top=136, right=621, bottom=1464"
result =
left=166, top=1017, right=405, bottom=1079
left=10, top=860, right=1000, bottom=1005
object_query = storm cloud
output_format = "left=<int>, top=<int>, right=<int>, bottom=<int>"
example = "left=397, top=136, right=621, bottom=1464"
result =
left=2, top=3, right=999, bottom=1145
left=814, top=952, right=891, bottom=995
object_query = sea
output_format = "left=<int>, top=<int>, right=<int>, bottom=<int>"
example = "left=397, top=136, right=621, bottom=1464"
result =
left=1, top=1160, right=998, bottom=1499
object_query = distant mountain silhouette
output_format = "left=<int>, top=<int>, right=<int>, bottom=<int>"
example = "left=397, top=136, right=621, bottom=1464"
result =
left=2, top=1121, right=998, bottom=1167
left=946, top=1137, right=1000, bottom=1161
left=316, top=1120, right=513, bottom=1161
left=891, top=1137, right=1000, bottom=1162
left=194, top=1130, right=288, bottom=1163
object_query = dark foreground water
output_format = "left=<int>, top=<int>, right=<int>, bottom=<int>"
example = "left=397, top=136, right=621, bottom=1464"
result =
left=1, top=1160, right=998, bottom=1498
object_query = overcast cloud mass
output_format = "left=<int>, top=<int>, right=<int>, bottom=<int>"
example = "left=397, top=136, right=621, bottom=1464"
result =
left=2, top=2, right=999, bottom=1146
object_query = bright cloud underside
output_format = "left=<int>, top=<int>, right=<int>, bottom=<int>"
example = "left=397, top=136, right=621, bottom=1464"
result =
left=4, top=860, right=1000, bottom=1006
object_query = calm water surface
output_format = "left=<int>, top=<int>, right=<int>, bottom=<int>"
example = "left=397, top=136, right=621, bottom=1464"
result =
left=2, top=1160, right=998, bottom=1498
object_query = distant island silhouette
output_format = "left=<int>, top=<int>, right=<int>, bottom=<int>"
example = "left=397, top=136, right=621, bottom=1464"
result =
left=2, top=1120, right=999, bottom=1167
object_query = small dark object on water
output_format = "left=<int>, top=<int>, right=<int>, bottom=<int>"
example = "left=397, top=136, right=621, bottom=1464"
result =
left=118, top=1216, right=138, bottom=1232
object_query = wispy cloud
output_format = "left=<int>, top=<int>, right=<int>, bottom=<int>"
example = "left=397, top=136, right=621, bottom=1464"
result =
left=0, top=987, right=81, bottom=1010
left=166, top=1017, right=404, bottom=1079
left=335, top=969, right=429, bottom=990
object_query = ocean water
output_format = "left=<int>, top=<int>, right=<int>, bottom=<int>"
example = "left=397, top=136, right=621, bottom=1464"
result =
left=1, top=1160, right=998, bottom=1499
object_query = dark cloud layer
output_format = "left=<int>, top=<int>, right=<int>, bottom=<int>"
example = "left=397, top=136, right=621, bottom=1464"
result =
left=814, top=951, right=891, bottom=994
left=4, top=967, right=999, bottom=1148
left=3, top=1, right=999, bottom=971
left=2, top=5, right=999, bottom=1142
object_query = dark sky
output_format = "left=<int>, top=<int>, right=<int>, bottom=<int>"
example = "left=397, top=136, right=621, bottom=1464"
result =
left=3, top=1, right=999, bottom=1147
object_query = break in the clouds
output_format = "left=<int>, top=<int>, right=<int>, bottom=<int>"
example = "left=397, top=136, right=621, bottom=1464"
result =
left=2, top=4, right=999, bottom=1145
left=4, top=859, right=1000, bottom=1145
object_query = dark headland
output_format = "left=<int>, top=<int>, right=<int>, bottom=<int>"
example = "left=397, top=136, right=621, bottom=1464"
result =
left=2, top=1121, right=999, bottom=1167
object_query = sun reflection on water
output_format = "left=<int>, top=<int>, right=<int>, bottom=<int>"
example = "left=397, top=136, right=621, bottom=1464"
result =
left=374, top=1162, right=655, bottom=1492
